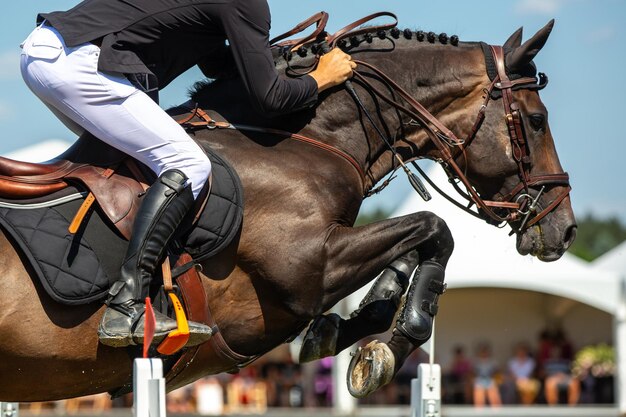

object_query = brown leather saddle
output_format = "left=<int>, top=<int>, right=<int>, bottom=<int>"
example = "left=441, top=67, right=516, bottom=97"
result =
left=0, top=134, right=155, bottom=240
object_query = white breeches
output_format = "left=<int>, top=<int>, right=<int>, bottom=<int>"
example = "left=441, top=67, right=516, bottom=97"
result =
left=20, top=23, right=211, bottom=199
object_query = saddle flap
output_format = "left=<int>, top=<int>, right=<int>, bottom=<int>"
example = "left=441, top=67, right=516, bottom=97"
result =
left=68, top=165, right=143, bottom=239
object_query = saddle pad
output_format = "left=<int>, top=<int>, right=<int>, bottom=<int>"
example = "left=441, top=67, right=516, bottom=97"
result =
left=183, top=144, right=244, bottom=261
left=0, top=195, right=125, bottom=304
left=0, top=146, right=244, bottom=305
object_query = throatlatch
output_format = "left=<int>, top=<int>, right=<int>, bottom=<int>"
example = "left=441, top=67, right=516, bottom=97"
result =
left=396, top=261, right=446, bottom=343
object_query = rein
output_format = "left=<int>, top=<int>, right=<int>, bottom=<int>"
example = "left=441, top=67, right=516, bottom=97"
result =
left=185, top=12, right=570, bottom=232
left=177, top=107, right=366, bottom=186
left=346, top=46, right=570, bottom=231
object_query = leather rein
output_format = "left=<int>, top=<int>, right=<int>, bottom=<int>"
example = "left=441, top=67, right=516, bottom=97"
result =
left=180, top=12, right=570, bottom=232
left=346, top=46, right=570, bottom=230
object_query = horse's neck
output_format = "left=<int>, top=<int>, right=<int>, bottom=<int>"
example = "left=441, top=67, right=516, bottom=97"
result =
left=311, top=42, right=487, bottom=191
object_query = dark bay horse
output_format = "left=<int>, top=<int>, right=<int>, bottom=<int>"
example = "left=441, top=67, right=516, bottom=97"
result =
left=0, top=20, right=575, bottom=401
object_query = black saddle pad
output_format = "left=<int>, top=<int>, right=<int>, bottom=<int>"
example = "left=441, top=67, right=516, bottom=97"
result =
left=0, top=145, right=243, bottom=305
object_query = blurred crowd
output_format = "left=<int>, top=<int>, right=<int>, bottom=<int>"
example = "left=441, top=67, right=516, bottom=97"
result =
left=440, top=329, right=614, bottom=407
left=20, top=329, right=614, bottom=414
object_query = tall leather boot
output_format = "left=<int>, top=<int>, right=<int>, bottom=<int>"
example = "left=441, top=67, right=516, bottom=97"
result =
left=395, top=260, right=446, bottom=343
left=98, top=169, right=212, bottom=348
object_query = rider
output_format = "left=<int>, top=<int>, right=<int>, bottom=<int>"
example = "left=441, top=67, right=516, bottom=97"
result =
left=20, top=0, right=355, bottom=349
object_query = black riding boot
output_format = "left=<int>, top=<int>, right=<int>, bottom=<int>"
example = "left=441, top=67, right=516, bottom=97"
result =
left=98, top=170, right=212, bottom=348
left=395, top=260, right=446, bottom=343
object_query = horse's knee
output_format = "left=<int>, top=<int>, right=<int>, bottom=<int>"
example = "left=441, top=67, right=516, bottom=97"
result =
left=417, top=211, right=454, bottom=262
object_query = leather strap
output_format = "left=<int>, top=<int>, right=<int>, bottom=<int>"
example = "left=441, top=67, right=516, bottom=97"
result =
left=165, top=253, right=254, bottom=387
left=348, top=46, right=569, bottom=230
left=270, top=11, right=329, bottom=51
left=177, top=107, right=366, bottom=188
left=68, top=167, right=115, bottom=234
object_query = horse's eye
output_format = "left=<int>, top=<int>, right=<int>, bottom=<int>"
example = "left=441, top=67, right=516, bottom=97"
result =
left=528, top=114, right=545, bottom=131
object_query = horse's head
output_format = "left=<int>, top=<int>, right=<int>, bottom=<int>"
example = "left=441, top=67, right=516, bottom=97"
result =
left=436, top=21, right=576, bottom=261
left=354, top=20, right=576, bottom=261
left=470, top=21, right=576, bottom=260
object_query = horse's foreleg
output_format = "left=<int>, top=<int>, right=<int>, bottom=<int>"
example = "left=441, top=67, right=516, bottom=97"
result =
left=347, top=260, right=447, bottom=397
left=302, top=211, right=452, bottom=353
left=321, top=211, right=453, bottom=304
left=301, top=211, right=453, bottom=397
left=299, top=250, right=418, bottom=362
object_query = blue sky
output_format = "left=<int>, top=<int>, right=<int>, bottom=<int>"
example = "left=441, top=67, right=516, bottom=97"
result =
left=1, top=0, right=624, bottom=222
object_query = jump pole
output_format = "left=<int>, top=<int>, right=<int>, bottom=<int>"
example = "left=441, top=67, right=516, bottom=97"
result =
left=410, top=319, right=441, bottom=417
left=133, top=298, right=166, bottom=417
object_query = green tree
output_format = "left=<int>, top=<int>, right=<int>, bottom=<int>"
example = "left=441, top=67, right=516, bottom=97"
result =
left=567, top=215, right=626, bottom=261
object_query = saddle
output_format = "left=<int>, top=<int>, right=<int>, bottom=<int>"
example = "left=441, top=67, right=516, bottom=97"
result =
left=0, top=131, right=233, bottom=356
left=0, top=134, right=147, bottom=240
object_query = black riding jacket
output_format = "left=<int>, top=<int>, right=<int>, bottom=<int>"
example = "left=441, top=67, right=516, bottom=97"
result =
left=39, top=0, right=318, bottom=115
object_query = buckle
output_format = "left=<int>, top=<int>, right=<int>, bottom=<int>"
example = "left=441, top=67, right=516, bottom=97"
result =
left=428, top=280, right=447, bottom=295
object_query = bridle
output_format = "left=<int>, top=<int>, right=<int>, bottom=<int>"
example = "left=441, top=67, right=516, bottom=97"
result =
left=475, top=46, right=571, bottom=229
left=321, top=20, right=571, bottom=232
left=183, top=13, right=571, bottom=233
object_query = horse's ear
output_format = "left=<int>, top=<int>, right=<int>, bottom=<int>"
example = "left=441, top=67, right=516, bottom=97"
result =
left=503, top=27, right=523, bottom=53
left=506, top=19, right=554, bottom=73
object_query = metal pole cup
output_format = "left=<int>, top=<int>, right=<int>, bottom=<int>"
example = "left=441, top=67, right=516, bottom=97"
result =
left=133, top=298, right=166, bottom=417
left=410, top=319, right=442, bottom=417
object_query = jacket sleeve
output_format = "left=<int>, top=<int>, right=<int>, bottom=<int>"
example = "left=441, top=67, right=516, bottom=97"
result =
left=220, top=0, right=318, bottom=116
left=197, top=42, right=237, bottom=80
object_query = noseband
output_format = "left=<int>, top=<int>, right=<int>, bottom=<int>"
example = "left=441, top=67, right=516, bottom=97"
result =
left=455, top=45, right=571, bottom=229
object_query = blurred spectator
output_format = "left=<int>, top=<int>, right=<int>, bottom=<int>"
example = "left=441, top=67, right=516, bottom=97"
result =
left=472, top=343, right=501, bottom=407
left=544, top=344, right=580, bottom=405
left=554, top=329, right=574, bottom=361
left=314, top=357, right=333, bottom=407
left=506, top=343, right=539, bottom=405
left=536, top=329, right=553, bottom=375
left=444, top=345, right=472, bottom=404
left=167, top=385, right=194, bottom=413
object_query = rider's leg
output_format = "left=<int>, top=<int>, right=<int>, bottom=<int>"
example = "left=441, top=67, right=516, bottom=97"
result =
left=20, top=23, right=212, bottom=347
left=99, top=168, right=211, bottom=347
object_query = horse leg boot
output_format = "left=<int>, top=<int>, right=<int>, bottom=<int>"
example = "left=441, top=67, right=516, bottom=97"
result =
left=98, top=169, right=212, bottom=348
left=347, top=260, right=446, bottom=397
left=384, top=260, right=446, bottom=375
left=395, top=260, right=446, bottom=344
left=299, top=250, right=419, bottom=363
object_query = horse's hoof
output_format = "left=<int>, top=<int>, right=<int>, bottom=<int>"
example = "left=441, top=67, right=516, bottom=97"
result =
left=299, top=313, right=341, bottom=363
left=347, top=340, right=395, bottom=398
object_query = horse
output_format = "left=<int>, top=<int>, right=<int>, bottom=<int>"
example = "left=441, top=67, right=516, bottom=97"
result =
left=0, top=18, right=575, bottom=401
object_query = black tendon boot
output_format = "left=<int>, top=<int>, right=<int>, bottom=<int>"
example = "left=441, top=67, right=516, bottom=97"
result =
left=299, top=251, right=418, bottom=363
left=396, top=260, right=446, bottom=343
left=98, top=170, right=212, bottom=348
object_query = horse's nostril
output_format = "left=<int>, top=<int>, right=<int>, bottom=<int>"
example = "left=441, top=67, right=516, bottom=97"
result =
left=563, top=224, right=577, bottom=250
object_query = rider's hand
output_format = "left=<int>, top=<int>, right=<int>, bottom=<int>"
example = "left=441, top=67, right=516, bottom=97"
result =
left=310, top=48, right=356, bottom=92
